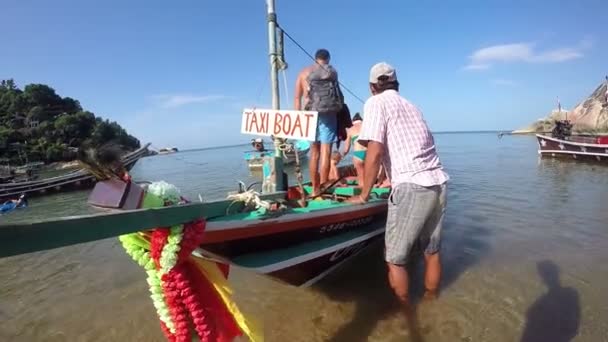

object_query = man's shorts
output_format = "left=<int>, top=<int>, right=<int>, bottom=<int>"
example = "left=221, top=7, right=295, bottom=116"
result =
left=315, top=112, right=337, bottom=144
left=384, top=182, right=447, bottom=265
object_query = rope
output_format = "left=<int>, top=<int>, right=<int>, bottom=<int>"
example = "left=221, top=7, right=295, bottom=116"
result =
left=226, top=190, right=272, bottom=215
left=277, top=141, right=306, bottom=205
left=277, top=25, right=366, bottom=105
left=281, top=69, right=290, bottom=106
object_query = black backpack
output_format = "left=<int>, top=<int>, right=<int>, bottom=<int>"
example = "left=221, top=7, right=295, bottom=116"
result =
left=306, top=64, right=344, bottom=113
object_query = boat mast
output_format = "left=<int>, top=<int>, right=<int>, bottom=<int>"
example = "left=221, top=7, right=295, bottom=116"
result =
left=265, top=0, right=286, bottom=192
left=267, top=0, right=280, bottom=111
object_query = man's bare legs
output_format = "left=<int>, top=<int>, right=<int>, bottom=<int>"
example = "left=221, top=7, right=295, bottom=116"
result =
left=387, top=262, right=426, bottom=342
left=387, top=263, right=410, bottom=305
left=319, top=143, right=332, bottom=185
left=423, top=252, right=441, bottom=299
left=353, top=158, right=364, bottom=187
left=387, top=252, right=442, bottom=304
left=309, top=142, right=321, bottom=195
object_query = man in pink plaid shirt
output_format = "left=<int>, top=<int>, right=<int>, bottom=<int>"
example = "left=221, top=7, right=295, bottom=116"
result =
left=348, top=62, right=449, bottom=306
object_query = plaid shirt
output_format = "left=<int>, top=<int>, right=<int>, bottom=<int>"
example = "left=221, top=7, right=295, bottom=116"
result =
left=358, top=90, right=449, bottom=187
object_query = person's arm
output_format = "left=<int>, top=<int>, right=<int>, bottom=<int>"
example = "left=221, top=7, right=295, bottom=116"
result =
left=294, top=72, right=304, bottom=110
left=348, top=97, right=387, bottom=203
left=360, top=141, right=384, bottom=200
left=341, top=129, right=352, bottom=156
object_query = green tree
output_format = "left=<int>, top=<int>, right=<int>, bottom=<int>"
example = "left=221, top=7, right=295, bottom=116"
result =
left=61, top=97, right=82, bottom=114
left=0, top=79, right=18, bottom=91
left=0, top=79, right=141, bottom=164
left=54, top=111, right=96, bottom=146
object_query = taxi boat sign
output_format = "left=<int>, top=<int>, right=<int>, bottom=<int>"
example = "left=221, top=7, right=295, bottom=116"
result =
left=241, top=108, right=319, bottom=141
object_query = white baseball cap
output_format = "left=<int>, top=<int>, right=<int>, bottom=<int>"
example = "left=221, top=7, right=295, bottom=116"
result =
left=369, top=62, right=397, bottom=84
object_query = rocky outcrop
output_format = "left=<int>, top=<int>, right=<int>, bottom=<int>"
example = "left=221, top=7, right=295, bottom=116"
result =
left=514, top=80, right=608, bottom=134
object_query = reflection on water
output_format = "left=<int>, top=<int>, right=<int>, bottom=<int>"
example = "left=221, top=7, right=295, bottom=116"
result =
left=1, top=134, right=608, bottom=341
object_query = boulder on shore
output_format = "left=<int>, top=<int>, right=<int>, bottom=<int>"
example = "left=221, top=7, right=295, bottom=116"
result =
left=514, top=80, right=608, bottom=134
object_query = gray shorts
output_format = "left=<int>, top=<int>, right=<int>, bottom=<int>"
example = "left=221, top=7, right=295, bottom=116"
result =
left=385, top=182, right=447, bottom=265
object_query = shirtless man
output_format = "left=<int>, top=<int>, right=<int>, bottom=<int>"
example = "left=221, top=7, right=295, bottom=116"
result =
left=294, top=49, right=343, bottom=195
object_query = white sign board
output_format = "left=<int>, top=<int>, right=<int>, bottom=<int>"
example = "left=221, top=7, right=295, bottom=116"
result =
left=241, top=108, right=319, bottom=141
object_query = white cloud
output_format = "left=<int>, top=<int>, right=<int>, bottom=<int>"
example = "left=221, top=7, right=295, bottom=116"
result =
left=463, top=39, right=592, bottom=71
left=463, top=63, right=491, bottom=71
left=152, top=94, right=230, bottom=108
left=532, top=48, right=582, bottom=62
left=492, top=79, right=517, bottom=86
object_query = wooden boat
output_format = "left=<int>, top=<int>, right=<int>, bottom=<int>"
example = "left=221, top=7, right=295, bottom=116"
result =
left=195, top=172, right=389, bottom=286
left=0, top=143, right=151, bottom=201
left=536, top=120, right=608, bottom=163
left=0, top=4, right=389, bottom=339
left=0, top=0, right=388, bottom=290
left=244, top=139, right=309, bottom=169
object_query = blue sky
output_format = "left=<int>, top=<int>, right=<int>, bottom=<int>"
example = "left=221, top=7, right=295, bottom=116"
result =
left=2, top=0, right=606, bottom=149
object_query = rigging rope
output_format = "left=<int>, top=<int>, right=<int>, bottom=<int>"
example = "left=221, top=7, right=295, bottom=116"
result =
left=277, top=141, right=306, bottom=205
left=277, top=25, right=366, bottom=105
left=227, top=190, right=271, bottom=212
left=281, top=69, right=290, bottom=106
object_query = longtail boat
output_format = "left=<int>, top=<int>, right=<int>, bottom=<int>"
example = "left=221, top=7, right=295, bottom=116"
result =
left=0, top=0, right=387, bottom=288
left=536, top=120, right=608, bottom=164
left=244, top=138, right=310, bottom=170
left=0, top=1, right=388, bottom=340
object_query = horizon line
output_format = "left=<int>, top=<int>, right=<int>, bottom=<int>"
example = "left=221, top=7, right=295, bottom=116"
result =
left=170, top=130, right=511, bottom=153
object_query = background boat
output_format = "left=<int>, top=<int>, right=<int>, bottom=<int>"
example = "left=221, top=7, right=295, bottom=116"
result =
left=536, top=134, right=608, bottom=163
left=244, top=139, right=310, bottom=169
left=0, top=143, right=151, bottom=201
left=158, top=147, right=179, bottom=154
left=536, top=119, right=608, bottom=164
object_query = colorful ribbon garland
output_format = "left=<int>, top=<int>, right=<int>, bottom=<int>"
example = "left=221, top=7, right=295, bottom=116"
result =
left=119, top=181, right=262, bottom=342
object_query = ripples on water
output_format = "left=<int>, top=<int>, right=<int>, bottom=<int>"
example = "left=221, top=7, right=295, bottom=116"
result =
left=1, top=133, right=608, bottom=341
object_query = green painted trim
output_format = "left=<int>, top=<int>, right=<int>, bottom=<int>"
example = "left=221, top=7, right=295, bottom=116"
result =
left=303, top=185, right=361, bottom=196
left=208, top=198, right=349, bottom=222
left=0, top=203, right=205, bottom=258
left=232, top=222, right=384, bottom=268
left=303, top=185, right=390, bottom=197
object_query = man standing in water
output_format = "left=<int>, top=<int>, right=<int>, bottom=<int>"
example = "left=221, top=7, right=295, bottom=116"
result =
left=294, top=49, right=343, bottom=195
left=348, top=62, right=449, bottom=305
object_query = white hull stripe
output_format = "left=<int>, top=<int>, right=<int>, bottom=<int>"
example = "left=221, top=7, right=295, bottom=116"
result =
left=536, top=134, right=608, bottom=148
left=539, top=149, right=608, bottom=157
left=249, top=227, right=385, bottom=273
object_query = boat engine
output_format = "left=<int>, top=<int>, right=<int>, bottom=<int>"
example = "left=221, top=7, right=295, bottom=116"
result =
left=552, top=120, right=572, bottom=140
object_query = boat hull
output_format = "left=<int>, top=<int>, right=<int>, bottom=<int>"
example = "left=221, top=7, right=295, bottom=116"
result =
left=202, top=201, right=386, bottom=258
left=536, top=134, right=608, bottom=164
left=204, top=220, right=386, bottom=287
left=264, top=230, right=384, bottom=287
left=198, top=184, right=389, bottom=286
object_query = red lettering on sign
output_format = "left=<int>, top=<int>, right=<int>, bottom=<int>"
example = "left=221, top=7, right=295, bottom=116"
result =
left=251, top=112, right=260, bottom=133
left=244, top=111, right=253, bottom=132
left=282, top=113, right=292, bottom=136
left=303, top=113, right=314, bottom=138
left=274, top=113, right=283, bottom=135
left=263, top=112, right=269, bottom=133
left=259, top=111, right=268, bottom=133
left=290, top=115, right=303, bottom=137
